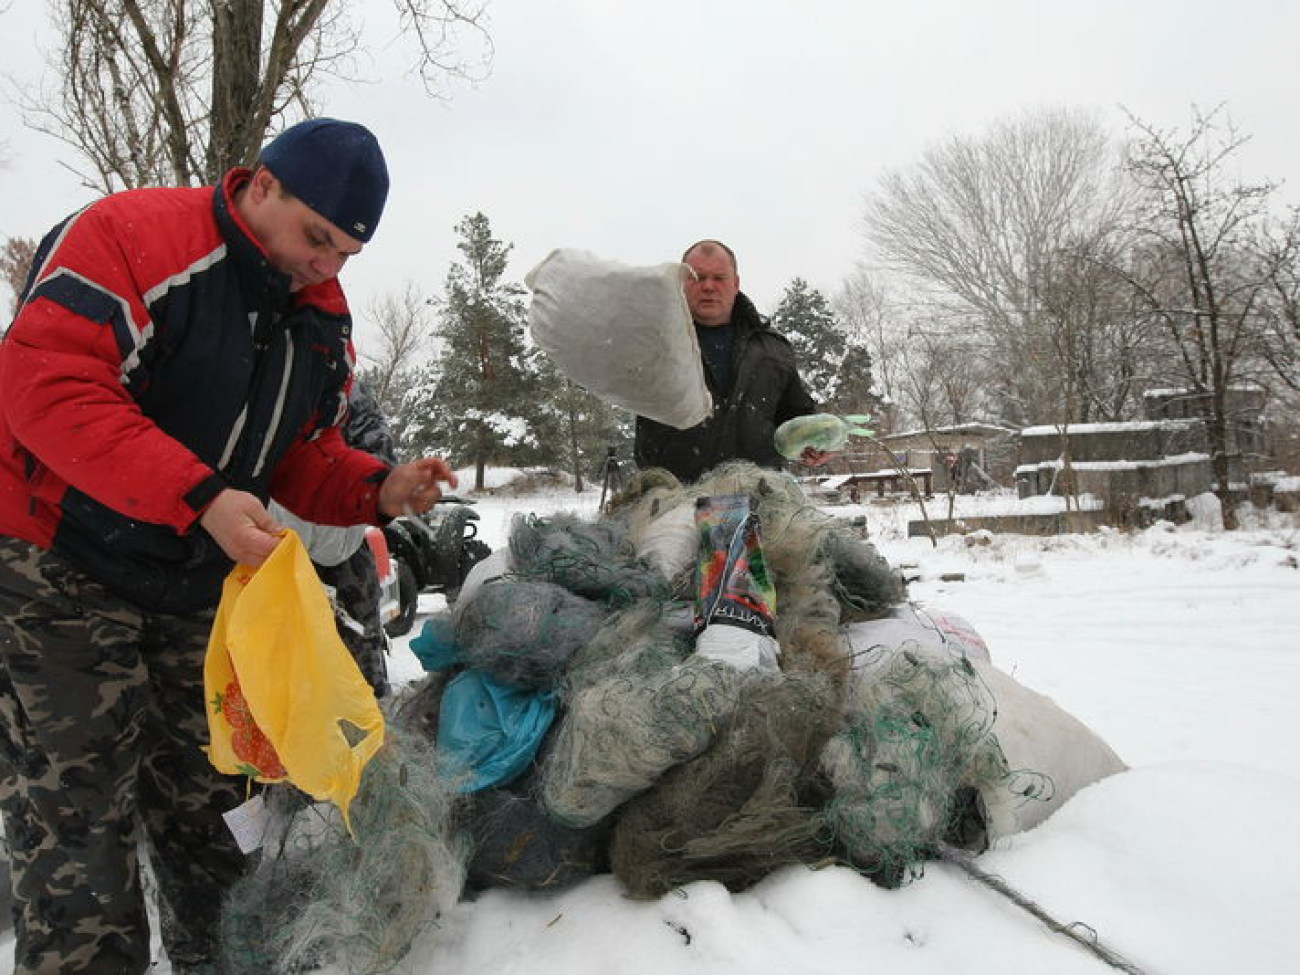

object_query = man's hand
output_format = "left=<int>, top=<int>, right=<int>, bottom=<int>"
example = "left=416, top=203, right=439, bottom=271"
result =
left=800, top=447, right=835, bottom=467
left=380, top=457, right=459, bottom=518
left=200, top=489, right=285, bottom=567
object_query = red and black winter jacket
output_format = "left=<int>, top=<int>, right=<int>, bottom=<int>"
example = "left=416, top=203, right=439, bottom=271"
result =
left=0, top=169, right=389, bottom=613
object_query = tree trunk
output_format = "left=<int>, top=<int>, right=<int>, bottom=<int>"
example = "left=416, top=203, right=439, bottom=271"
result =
left=209, top=0, right=266, bottom=178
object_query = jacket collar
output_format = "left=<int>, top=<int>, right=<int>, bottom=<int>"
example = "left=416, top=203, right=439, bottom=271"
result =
left=729, top=292, right=767, bottom=332
left=213, top=168, right=295, bottom=311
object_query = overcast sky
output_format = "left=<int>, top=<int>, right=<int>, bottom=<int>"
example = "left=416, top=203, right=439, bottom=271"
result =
left=2, top=0, right=1298, bottom=352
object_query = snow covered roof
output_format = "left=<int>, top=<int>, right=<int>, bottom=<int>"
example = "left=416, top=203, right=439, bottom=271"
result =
left=818, top=474, right=856, bottom=489
left=1015, top=452, right=1211, bottom=474
left=1020, top=419, right=1200, bottom=437
left=882, top=422, right=1015, bottom=441
left=1143, top=383, right=1265, bottom=398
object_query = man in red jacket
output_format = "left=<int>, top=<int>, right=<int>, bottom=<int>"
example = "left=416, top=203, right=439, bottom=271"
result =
left=0, top=118, right=454, bottom=974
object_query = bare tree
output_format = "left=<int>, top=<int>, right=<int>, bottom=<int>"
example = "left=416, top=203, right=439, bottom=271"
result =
left=352, top=280, right=437, bottom=456
left=897, top=313, right=986, bottom=429
left=357, top=281, right=435, bottom=402
left=17, top=0, right=492, bottom=192
left=0, top=237, right=38, bottom=319
left=835, top=265, right=902, bottom=418
left=863, top=107, right=1132, bottom=427
left=1116, top=106, right=1294, bottom=528
left=1257, top=207, right=1300, bottom=394
left=1035, top=231, right=1159, bottom=424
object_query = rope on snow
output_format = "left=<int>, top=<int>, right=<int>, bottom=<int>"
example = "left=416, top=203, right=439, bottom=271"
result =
left=936, top=842, right=1150, bottom=975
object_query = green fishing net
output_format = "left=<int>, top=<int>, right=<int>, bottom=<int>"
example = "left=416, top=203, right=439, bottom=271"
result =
left=220, top=726, right=469, bottom=973
left=218, top=461, right=1047, bottom=968
left=821, top=642, right=1021, bottom=886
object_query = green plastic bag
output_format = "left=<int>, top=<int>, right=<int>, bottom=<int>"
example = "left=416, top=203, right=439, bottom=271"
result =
left=774, top=413, right=873, bottom=460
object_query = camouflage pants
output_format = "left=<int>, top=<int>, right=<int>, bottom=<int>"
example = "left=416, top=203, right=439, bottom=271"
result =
left=316, top=543, right=390, bottom=699
left=0, top=537, right=247, bottom=974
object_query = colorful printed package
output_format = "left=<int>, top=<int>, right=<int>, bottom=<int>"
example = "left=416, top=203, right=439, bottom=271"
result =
left=692, top=494, right=780, bottom=670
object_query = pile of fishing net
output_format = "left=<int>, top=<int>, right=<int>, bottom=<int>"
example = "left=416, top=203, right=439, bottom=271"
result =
left=396, top=460, right=1017, bottom=901
left=219, top=726, right=469, bottom=974
left=220, top=461, right=1126, bottom=971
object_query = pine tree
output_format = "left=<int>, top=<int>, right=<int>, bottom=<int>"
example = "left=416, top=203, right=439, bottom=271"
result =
left=405, top=213, right=539, bottom=490
left=527, top=355, right=634, bottom=491
left=772, top=277, right=847, bottom=396
left=824, top=344, right=884, bottom=418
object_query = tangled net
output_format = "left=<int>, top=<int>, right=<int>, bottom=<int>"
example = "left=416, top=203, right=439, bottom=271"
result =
left=609, top=667, right=843, bottom=898
left=463, top=762, right=614, bottom=892
left=219, top=726, right=469, bottom=974
left=452, top=578, right=606, bottom=691
left=509, top=511, right=672, bottom=607
left=820, top=642, right=1022, bottom=886
left=219, top=461, right=1054, bottom=966
left=539, top=604, right=743, bottom=828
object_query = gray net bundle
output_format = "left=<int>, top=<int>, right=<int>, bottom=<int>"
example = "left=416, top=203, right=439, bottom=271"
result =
left=451, top=578, right=607, bottom=691
left=463, top=761, right=613, bottom=893
left=539, top=604, right=744, bottom=828
left=820, top=643, right=1014, bottom=887
left=821, top=530, right=907, bottom=623
left=560, top=600, right=686, bottom=690
left=388, top=667, right=454, bottom=743
left=219, top=726, right=469, bottom=974
left=609, top=668, right=843, bottom=899
left=508, top=511, right=672, bottom=607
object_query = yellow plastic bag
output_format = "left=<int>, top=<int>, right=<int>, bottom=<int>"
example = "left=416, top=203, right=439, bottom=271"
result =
left=205, top=530, right=385, bottom=830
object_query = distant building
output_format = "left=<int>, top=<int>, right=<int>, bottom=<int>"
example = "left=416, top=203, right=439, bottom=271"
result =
left=1015, top=419, right=1211, bottom=524
left=1142, top=385, right=1271, bottom=487
left=838, top=422, right=1017, bottom=494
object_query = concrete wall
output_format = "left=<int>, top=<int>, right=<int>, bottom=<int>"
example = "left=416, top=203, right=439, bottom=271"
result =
left=907, top=510, right=1110, bottom=537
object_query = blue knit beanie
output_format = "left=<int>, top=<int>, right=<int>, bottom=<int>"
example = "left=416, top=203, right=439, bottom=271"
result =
left=259, top=118, right=390, bottom=243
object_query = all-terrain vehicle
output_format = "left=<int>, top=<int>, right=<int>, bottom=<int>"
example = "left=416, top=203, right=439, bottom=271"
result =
left=380, top=497, right=492, bottom=636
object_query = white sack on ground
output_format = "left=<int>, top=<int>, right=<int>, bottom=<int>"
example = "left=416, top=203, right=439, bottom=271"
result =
left=525, top=249, right=712, bottom=429
left=845, top=602, right=1126, bottom=838
left=969, top=659, right=1127, bottom=836
left=694, top=623, right=781, bottom=672
left=848, top=602, right=992, bottom=665
left=630, top=501, right=697, bottom=586
left=456, top=547, right=512, bottom=606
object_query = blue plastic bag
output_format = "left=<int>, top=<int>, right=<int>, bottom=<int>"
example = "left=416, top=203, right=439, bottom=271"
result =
left=410, top=615, right=460, bottom=671
left=437, top=669, right=558, bottom=792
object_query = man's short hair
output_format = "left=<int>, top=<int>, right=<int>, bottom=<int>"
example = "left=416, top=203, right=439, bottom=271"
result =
left=681, top=239, right=738, bottom=274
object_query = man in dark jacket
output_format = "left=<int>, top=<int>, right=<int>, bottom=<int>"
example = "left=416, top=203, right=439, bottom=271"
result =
left=634, top=239, right=819, bottom=483
left=0, top=118, right=456, bottom=974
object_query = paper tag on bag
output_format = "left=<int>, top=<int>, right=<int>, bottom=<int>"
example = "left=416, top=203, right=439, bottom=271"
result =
left=222, top=793, right=270, bottom=854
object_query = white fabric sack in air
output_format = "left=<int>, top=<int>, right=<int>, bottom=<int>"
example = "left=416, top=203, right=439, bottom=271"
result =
left=524, top=249, right=712, bottom=430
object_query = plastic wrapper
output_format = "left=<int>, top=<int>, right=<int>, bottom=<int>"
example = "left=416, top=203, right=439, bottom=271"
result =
left=774, top=412, right=873, bottom=460
left=204, top=531, right=385, bottom=831
left=693, top=494, right=780, bottom=670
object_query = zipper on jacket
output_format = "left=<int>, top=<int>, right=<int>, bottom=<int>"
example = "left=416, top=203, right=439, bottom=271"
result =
left=218, top=306, right=294, bottom=485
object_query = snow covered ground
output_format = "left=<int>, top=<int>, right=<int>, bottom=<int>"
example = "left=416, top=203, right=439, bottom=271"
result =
left=383, top=478, right=1300, bottom=975
left=4, top=475, right=1299, bottom=974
